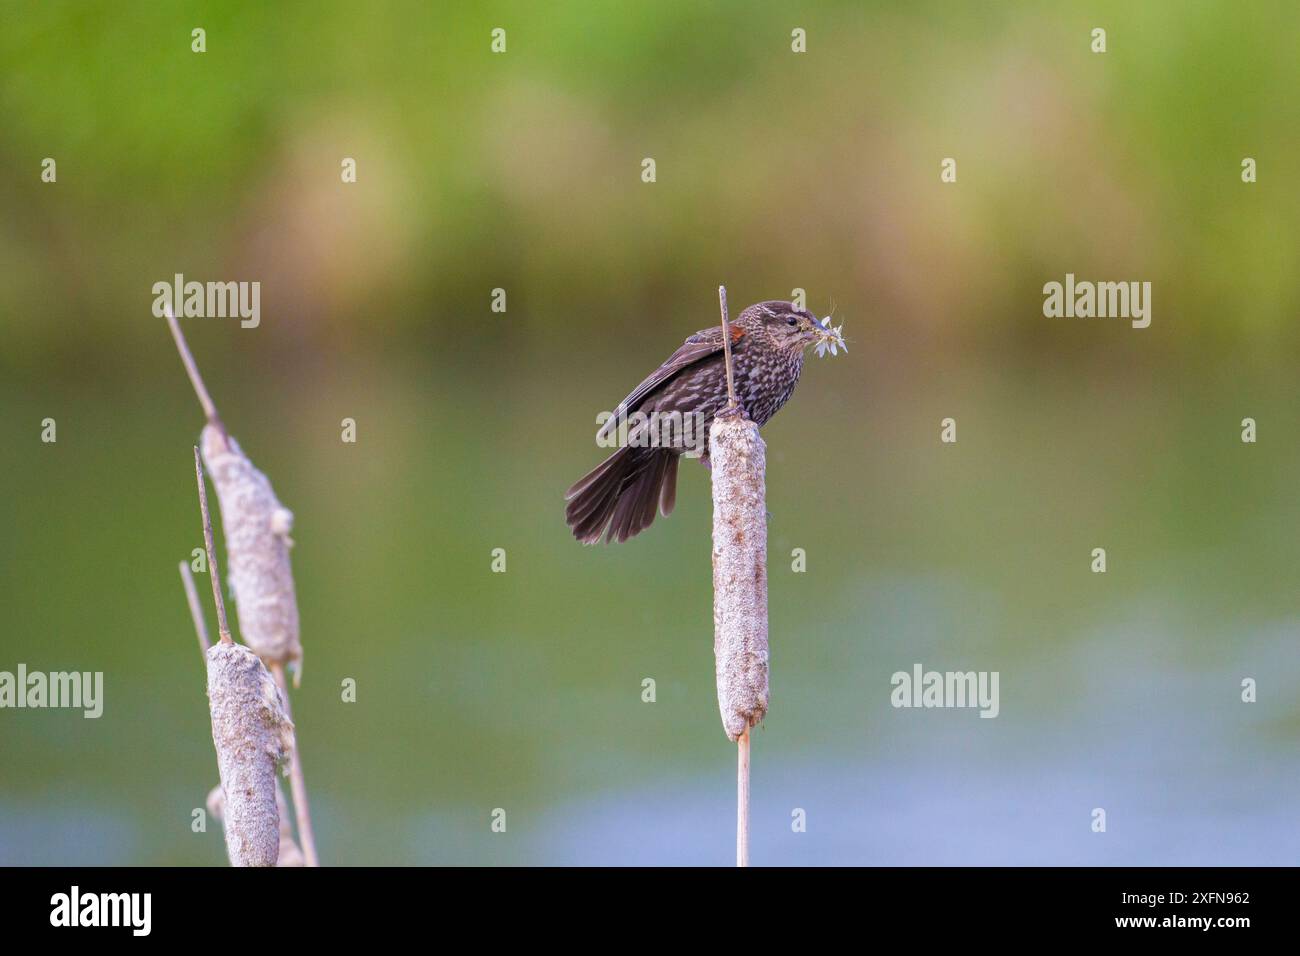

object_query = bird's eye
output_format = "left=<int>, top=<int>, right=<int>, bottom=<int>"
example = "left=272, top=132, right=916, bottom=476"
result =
left=786, top=317, right=798, bottom=327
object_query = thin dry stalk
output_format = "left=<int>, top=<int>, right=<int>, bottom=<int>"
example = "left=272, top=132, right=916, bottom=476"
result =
left=166, top=305, right=223, bottom=431
left=737, top=728, right=751, bottom=866
left=710, top=285, right=770, bottom=869
left=719, top=285, right=737, bottom=407
left=179, top=561, right=211, bottom=654
left=272, top=783, right=307, bottom=867
left=270, top=661, right=320, bottom=867
left=194, top=448, right=232, bottom=645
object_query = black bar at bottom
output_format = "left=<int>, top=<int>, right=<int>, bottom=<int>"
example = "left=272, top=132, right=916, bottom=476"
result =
left=0, top=866, right=1276, bottom=938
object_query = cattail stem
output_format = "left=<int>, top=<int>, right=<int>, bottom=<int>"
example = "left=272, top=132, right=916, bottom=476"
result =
left=194, top=447, right=233, bottom=645
left=270, top=662, right=320, bottom=867
left=737, top=727, right=751, bottom=866
left=711, top=285, right=769, bottom=868
left=179, top=561, right=211, bottom=654
left=718, top=285, right=737, bottom=407
left=166, top=305, right=223, bottom=432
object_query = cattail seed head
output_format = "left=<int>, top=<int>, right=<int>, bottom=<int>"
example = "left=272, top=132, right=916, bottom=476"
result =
left=206, top=641, right=294, bottom=867
left=207, top=779, right=304, bottom=867
left=710, top=410, right=770, bottom=741
left=201, top=424, right=303, bottom=680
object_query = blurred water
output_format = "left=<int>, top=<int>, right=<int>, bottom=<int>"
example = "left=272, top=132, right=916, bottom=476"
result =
left=2, top=360, right=1299, bottom=864
left=521, top=622, right=1300, bottom=866
left=3, top=571, right=1294, bottom=865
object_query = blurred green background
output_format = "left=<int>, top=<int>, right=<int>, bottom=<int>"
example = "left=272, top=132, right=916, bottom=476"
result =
left=2, top=0, right=1299, bottom=864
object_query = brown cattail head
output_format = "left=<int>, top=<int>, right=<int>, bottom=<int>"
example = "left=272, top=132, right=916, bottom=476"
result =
left=200, top=424, right=303, bottom=681
left=710, top=407, right=770, bottom=741
left=206, top=779, right=304, bottom=867
left=206, top=641, right=295, bottom=867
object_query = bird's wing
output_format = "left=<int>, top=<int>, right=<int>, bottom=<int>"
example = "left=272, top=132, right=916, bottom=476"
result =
left=596, top=325, right=744, bottom=443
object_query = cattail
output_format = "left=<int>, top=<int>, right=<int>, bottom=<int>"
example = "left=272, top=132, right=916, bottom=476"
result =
left=207, top=780, right=304, bottom=867
left=710, top=286, right=770, bottom=868
left=199, top=423, right=303, bottom=682
left=166, top=305, right=303, bottom=683
left=188, top=513, right=299, bottom=868
left=168, top=308, right=320, bottom=865
left=710, top=410, right=770, bottom=742
left=206, top=640, right=295, bottom=867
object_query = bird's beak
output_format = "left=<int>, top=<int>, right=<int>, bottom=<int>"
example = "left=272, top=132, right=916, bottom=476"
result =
left=800, top=316, right=827, bottom=342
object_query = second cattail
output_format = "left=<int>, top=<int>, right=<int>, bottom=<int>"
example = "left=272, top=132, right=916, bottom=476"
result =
left=206, top=641, right=295, bottom=867
left=200, top=424, right=303, bottom=683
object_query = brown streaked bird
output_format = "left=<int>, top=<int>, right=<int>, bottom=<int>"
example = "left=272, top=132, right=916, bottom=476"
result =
left=566, top=300, right=827, bottom=544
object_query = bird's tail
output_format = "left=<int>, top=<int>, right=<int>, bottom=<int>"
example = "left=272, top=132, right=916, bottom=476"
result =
left=565, top=446, right=680, bottom=544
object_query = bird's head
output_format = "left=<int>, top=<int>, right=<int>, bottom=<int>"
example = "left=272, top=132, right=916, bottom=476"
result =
left=738, top=300, right=832, bottom=352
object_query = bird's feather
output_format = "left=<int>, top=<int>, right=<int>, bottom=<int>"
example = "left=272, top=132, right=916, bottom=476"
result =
left=595, top=326, right=743, bottom=443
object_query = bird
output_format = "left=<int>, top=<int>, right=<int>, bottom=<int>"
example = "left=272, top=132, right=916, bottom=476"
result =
left=566, top=300, right=828, bottom=544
